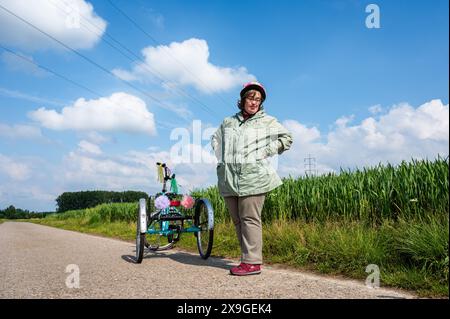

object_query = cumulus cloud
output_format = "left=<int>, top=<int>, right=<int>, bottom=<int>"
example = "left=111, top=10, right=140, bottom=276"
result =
left=283, top=120, right=321, bottom=144
left=112, top=38, right=256, bottom=94
left=377, top=100, right=448, bottom=141
left=28, top=92, right=157, bottom=135
left=0, top=0, right=106, bottom=51
left=279, top=99, right=449, bottom=176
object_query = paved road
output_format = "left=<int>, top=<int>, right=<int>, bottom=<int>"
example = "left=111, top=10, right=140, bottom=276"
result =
left=0, top=222, right=418, bottom=299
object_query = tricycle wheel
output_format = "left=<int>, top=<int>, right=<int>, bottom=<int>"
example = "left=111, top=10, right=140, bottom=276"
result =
left=136, top=232, right=145, bottom=263
left=194, top=198, right=214, bottom=259
left=135, top=200, right=147, bottom=263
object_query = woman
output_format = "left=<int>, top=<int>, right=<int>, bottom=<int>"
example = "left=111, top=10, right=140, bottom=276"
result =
left=211, top=81, right=293, bottom=276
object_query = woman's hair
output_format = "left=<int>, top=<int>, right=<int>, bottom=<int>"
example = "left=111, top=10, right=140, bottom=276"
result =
left=236, top=89, right=264, bottom=110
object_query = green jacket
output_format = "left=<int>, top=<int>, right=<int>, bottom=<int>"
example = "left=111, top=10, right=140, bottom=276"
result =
left=211, top=107, right=293, bottom=197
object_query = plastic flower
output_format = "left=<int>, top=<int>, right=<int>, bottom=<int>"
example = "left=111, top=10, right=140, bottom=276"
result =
left=154, top=194, right=170, bottom=210
left=181, top=194, right=195, bottom=209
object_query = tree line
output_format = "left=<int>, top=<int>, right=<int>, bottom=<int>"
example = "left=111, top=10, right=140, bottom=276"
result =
left=0, top=205, right=49, bottom=219
left=0, top=190, right=149, bottom=219
left=56, top=190, right=148, bottom=212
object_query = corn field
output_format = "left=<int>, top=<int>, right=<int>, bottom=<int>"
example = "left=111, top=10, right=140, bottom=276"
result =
left=49, top=157, right=449, bottom=225
left=194, top=156, right=449, bottom=224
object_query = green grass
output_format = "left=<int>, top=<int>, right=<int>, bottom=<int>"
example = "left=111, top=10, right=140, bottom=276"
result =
left=31, top=217, right=136, bottom=242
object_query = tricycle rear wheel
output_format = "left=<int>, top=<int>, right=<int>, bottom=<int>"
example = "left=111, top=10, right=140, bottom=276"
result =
left=194, top=198, right=214, bottom=259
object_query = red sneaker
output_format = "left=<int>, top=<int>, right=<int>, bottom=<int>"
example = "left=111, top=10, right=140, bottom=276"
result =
left=229, top=263, right=261, bottom=276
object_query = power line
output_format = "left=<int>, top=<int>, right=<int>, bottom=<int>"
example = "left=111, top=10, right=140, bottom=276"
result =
left=0, top=45, right=177, bottom=131
left=106, top=0, right=236, bottom=110
left=0, top=2, right=219, bottom=122
left=47, top=0, right=221, bottom=119
left=0, top=45, right=99, bottom=99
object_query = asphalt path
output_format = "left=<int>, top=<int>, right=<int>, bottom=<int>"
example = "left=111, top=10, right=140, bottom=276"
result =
left=0, top=222, right=418, bottom=299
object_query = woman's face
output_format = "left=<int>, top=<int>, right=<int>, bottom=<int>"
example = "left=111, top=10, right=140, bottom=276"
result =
left=243, top=90, right=262, bottom=115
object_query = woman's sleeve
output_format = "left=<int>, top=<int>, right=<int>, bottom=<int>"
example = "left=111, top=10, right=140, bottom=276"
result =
left=265, top=119, right=293, bottom=158
left=211, top=123, right=223, bottom=161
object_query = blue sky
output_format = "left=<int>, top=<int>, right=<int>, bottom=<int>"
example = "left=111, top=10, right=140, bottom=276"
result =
left=0, top=0, right=448, bottom=212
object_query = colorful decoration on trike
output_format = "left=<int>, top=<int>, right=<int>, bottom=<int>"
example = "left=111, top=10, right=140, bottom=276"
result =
left=135, top=162, right=214, bottom=263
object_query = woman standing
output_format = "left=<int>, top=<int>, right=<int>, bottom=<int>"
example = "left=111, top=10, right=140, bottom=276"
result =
left=211, top=82, right=293, bottom=276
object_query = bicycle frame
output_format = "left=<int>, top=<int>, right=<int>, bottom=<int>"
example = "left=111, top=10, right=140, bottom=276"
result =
left=146, top=194, right=201, bottom=237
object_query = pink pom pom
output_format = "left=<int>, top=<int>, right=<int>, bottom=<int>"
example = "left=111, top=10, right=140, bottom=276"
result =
left=155, top=194, right=170, bottom=210
left=181, top=195, right=195, bottom=209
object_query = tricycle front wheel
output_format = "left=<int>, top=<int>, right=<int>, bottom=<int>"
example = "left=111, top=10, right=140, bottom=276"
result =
left=135, top=198, right=147, bottom=263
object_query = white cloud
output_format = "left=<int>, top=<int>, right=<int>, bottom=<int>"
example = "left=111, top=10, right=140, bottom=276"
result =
left=28, top=92, right=157, bottom=135
left=61, top=148, right=171, bottom=192
left=64, top=145, right=217, bottom=193
left=0, top=0, right=106, bottom=51
left=112, top=38, right=256, bottom=93
left=377, top=100, right=448, bottom=141
left=0, top=153, right=31, bottom=181
left=78, top=140, right=102, bottom=155
left=280, top=99, right=449, bottom=176
left=60, top=142, right=216, bottom=197
left=283, top=120, right=321, bottom=144
left=335, top=115, right=354, bottom=128
left=0, top=123, right=43, bottom=140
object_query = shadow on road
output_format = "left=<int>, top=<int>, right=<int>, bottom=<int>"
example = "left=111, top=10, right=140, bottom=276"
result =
left=121, top=248, right=236, bottom=271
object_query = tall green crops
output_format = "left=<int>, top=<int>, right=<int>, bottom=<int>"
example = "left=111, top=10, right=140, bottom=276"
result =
left=196, top=156, right=449, bottom=224
left=49, top=157, right=448, bottom=225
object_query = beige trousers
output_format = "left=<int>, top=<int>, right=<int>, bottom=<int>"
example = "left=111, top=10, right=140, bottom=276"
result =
left=224, top=194, right=266, bottom=264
